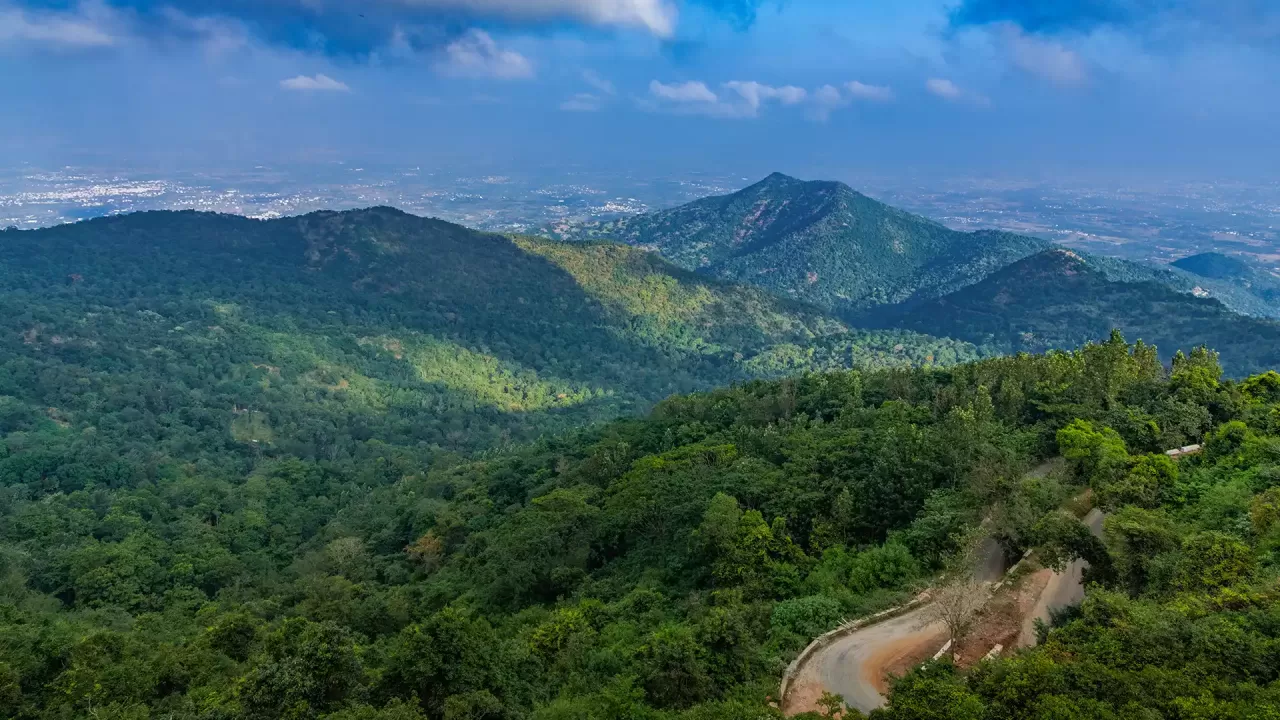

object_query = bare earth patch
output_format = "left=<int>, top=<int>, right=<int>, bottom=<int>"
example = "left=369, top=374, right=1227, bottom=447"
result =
left=876, top=569, right=1051, bottom=691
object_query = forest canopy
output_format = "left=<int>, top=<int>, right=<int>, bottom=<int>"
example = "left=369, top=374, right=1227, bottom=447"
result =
left=5, top=327, right=1275, bottom=719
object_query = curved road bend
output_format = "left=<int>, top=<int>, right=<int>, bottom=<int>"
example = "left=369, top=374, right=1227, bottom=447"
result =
left=1017, top=508, right=1104, bottom=646
left=793, top=536, right=1007, bottom=715
left=809, top=604, right=944, bottom=713
left=786, top=460, right=1087, bottom=716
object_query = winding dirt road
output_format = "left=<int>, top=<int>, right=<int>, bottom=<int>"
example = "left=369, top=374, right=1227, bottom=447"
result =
left=783, top=460, right=1101, bottom=716
left=783, top=536, right=1010, bottom=715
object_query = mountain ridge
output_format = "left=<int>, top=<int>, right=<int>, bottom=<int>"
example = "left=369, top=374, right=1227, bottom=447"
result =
left=867, top=246, right=1280, bottom=375
left=547, top=173, right=1053, bottom=316
left=0, top=207, right=980, bottom=456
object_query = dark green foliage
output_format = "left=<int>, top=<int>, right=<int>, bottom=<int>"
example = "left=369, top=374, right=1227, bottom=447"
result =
left=237, top=619, right=365, bottom=719
left=1, top=247, right=1277, bottom=720
left=0, top=209, right=979, bottom=468
left=871, top=248, right=1280, bottom=376
left=1172, top=251, right=1280, bottom=311
left=550, top=173, right=1049, bottom=317
left=2, top=345, right=1061, bottom=718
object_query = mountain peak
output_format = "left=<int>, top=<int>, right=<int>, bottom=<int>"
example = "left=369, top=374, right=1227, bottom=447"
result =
left=749, top=172, right=804, bottom=189
left=741, top=172, right=861, bottom=201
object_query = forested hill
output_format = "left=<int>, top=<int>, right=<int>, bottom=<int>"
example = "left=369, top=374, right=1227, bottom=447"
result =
left=868, top=247, right=1280, bottom=375
left=547, top=172, right=1050, bottom=315
left=6, top=331, right=1275, bottom=719
left=1171, top=251, right=1280, bottom=310
left=0, top=208, right=978, bottom=461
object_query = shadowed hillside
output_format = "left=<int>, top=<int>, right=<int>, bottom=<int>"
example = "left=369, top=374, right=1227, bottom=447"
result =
left=0, top=208, right=979, bottom=461
left=868, top=248, right=1280, bottom=376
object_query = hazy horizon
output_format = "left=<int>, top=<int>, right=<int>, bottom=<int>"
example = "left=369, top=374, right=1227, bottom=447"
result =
left=4, top=0, right=1280, bottom=179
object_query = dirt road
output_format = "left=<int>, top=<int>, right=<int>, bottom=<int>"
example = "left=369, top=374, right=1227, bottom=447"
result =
left=1017, top=507, right=1103, bottom=646
left=785, top=604, right=945, bottom=714
left=783, top=459, right=1084, bottom=716
left=783, top=534, right=1008, bottom=715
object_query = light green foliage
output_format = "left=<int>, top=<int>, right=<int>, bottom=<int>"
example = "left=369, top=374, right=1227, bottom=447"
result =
left=1173, top=531, right=1256, bottom=591
left=769, top=595, right=844, bottom=639
left=1097, top=453, right=1178, bottom=511
left=1057, top=419, right=1130, bottom=489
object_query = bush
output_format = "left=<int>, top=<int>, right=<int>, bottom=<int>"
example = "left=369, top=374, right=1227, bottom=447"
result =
left=770, top=595, right=844, bottom=639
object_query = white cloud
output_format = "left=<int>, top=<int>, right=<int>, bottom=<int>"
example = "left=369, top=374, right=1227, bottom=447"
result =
left=159, top=7, right=250, bottom=57
left=560, top=92, right=604, bottom=111
left=926, top=77, right=963, bottom=100
left=402, top=0, right=678, bottom=36
left=724, top=80, right=807, bottom=113
left=649, top=79, right=719, bottom=104
left=1002, top=24, right=1088, bottom=86
left=845, top=80, right=894, bottom=102
left=926, top=78, right=990, bottom=106
left=435, top=29, right=534, bottom=79
left=650, top=79, right=855, bottom=119
left=808, top=84, right=848, bottom=121
left=281, top=74, right=351, bottom=91
left=0, top=1, right=121, bottom=48
left=582, top=69, right=616, bottom=95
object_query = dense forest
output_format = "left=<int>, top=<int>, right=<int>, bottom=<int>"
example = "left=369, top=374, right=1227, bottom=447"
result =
left=878, top=348, right=1280, bottom=719
left=869, top=249, right=1280, bottom=376
left=6, top=326, right=1277, bottom=719
left=0, top=209, right=976, bottom=469
left=6, top=206, right=1280, bottom=720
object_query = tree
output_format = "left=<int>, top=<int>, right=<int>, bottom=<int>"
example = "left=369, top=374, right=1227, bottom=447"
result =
left=1096, top=453, right=1177, bottom=511
left=918, top=578, right=987, bottom=661
left=879, top=660, right=984, bottom=720
left=1102, top=506, right=1179, bottom=595
left=817, top=691, right=864, bottom=719
left=1174, top=531, right=1256, bottom=592
left=1056, top=420, right=1129, bottom=489
left=635, top=623, right=712, bottom=709
left=236, top=619, right=364, bottom=720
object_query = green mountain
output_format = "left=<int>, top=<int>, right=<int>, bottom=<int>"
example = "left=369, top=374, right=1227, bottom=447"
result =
left=1077, top=251, right=1280, bottom=319
left=1173, top=251, right=1257, bottom=279
left=1171, top=251, right=1280, bottom=308
left=868, top=247, right=1280, bottom=376
left=548, top=172, right=1050, bottom=316
left=0, top=208, right=978, bottom=460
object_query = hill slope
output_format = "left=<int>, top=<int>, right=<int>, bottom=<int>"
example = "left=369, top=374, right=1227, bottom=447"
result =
left=868, top=248, right=1280, bottom=375
left=548, top=173, right=1051, bottom=315
left=1171, top=251, right=1280, bottom=309
left=0, top=209, right=979, bottom=459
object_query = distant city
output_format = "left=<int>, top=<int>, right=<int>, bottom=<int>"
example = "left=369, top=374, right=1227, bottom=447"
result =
left=3, top=162, right=1278, bottom=271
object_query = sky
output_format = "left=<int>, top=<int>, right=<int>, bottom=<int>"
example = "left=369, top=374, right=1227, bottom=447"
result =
left=2, top=0, right=1279, bottom=180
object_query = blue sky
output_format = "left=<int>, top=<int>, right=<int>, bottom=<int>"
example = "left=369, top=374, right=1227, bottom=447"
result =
left=2, top=0, right=1279, bottom=179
